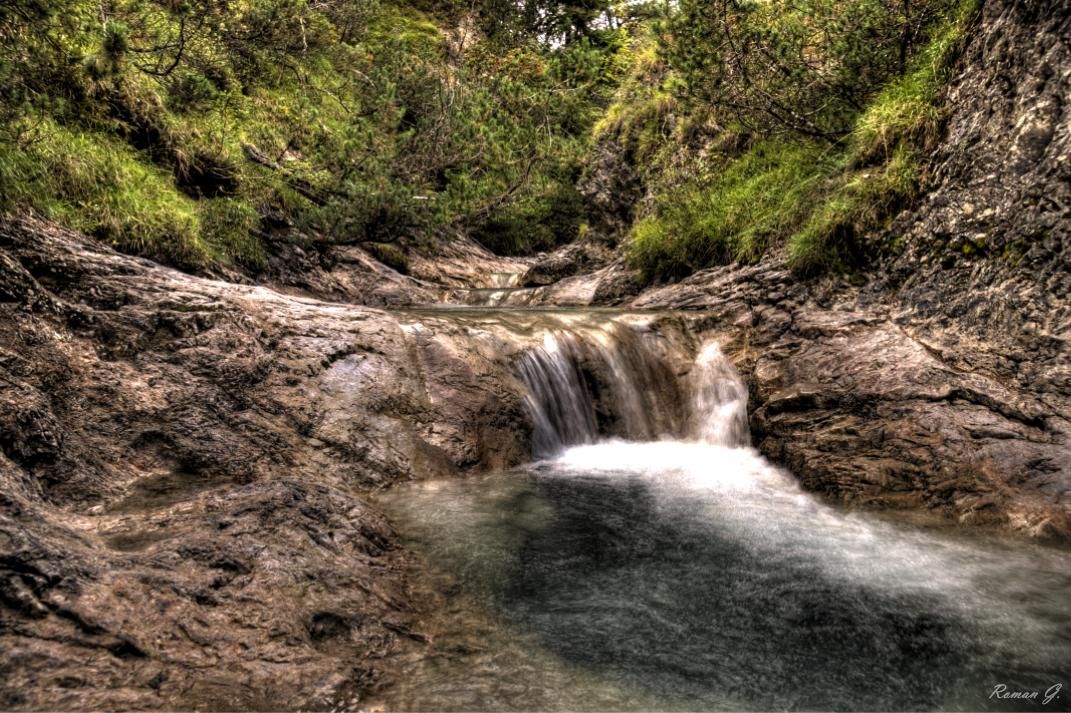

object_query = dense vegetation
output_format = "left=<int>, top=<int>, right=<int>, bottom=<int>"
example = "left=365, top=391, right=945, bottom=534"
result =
left=0, top=0, right=979, bottom=280
left=0, top=0, right=640, bottom=267
left=616, top=0, right=981, bottom=279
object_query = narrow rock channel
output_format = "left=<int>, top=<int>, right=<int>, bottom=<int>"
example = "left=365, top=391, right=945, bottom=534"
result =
left=2, top=213, right=1069, bottom=710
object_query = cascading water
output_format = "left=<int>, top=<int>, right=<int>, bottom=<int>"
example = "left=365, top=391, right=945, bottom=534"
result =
left=516, top=331, right=599, bottom=457
left=690, top=341, right=750, bottom=446
left=516, top=321, right=686, bottom=456
left=375, top=313, right=1071, bottom=712
left=518, top=329, right=749, bottom=453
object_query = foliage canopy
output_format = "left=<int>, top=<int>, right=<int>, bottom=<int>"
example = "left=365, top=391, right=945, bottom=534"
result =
left=0, top=0, right=980, bottom=279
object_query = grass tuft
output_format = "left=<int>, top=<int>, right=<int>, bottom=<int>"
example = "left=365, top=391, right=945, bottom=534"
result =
left=788, top=146, right=920, bottom=273
left=851, top=0, right=980, bottom=165
left=0, top=118, right=212, bottom=266
left=628, top=140, right=839, bottom=281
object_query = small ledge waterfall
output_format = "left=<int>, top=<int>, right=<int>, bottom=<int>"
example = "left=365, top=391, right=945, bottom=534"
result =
left=517, top=331, right=600, bottom=456
left=517, top=322, right=748, bottom=455
left=689, top=342, right=749, bottom=447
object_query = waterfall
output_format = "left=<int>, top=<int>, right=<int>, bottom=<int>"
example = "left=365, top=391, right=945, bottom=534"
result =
left=517, top=324, right=748, bottom=455
left=516, top=323, right=683, bottom=456
left=517, top=332, right=599, bottom=457
left=690, top=342, right=750, bottom=447
left=383, top=327, right=1071, bottom=713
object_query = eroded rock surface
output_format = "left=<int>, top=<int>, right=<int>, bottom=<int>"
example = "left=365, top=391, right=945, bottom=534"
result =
left=0, top=214, right=709, bottom=709
left=0, top=216, right=541, bottom=709
left=873, top=0, right=1071, bottom=341
left=1, top=3, right=1069, bottom=709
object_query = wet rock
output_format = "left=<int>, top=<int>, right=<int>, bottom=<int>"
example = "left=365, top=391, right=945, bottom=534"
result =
left=631, top=255, right=1070, bottom=540
left=520, top=242, right=612, bottom=287
left=0, top=480, right=411, bottom=711
left=259, top=228, right=529, bottom=306
left=404, top=230, right=530, bottom=290
left=0, top=215, right=543, bottom=709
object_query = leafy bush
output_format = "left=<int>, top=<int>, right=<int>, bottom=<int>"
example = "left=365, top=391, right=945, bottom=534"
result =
left=473, top=181, right=585, bottom=255
left=0, top=0, right=636, bottom=266
left=666, top=0, right=958, bottom=140
left=168, top=74, right=220, bottom=113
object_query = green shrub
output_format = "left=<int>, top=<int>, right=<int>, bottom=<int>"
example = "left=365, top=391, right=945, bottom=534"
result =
left=473, top=181, right=585, bottom=255
left=168, top=74, right=220, bottom=113
left=626, top=0, right=979, bottom=281
left=666, top=0, right=960, bottom=140
left=1, top=0, right=634, bottom=266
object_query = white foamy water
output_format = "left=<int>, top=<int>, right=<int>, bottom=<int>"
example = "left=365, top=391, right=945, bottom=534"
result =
left=548, top=439, right=1052, bottom=634
left=690, top=342, right=750, bottom=446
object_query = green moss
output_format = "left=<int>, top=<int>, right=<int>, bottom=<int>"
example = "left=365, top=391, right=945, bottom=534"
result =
left=367, top=5, right=443, bottom=55
left=365, top=241, right=410, bottom=274
left=199, top=198, right=265, bottom=268
left=1002, top=239, right=1027, bottom=264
